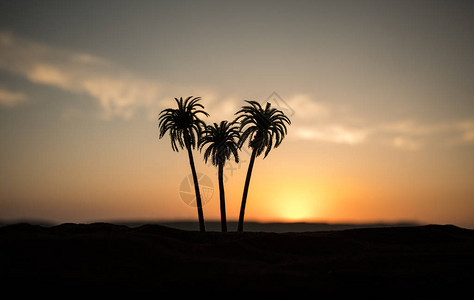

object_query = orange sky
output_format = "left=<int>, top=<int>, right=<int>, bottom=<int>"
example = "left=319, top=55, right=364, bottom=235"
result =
left=0, top=1, right=473, bottom=228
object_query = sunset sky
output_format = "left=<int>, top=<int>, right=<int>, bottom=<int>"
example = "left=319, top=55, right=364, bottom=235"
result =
left=1, top=0, right=473, bottom=228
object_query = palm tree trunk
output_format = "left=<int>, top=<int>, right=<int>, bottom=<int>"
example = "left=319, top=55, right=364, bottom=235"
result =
left=218, top=163, right=227, bottom=232
left=186, top=144, right=206, bottom=232
left=238, top=148, right=257, bottom=232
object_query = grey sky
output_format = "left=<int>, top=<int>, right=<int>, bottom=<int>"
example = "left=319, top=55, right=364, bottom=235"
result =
left=2, top=1, right=472, bottom=117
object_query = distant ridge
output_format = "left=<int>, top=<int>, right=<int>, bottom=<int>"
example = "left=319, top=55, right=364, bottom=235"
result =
left=117, top=220, right=421, bottom=232
left=0, top=220, right=422, bottom=232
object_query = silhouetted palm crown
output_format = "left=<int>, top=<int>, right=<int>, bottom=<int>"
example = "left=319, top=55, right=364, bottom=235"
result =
left=158, top=96, right=209, bottom=151
left=236, top=101, right=291, bottom=157
left=199, top=120, right=240, bottom=166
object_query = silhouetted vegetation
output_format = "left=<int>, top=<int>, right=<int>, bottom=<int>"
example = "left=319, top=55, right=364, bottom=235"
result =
left=199, top=120, right=240, bottom=232
left=158, top=96, right=209, bottom=232
left=235, top=101, right=291, bottom=232
left=158, top=97, right=290, bottom=233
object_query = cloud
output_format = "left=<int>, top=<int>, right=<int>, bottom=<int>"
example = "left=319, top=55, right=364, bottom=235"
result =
left=392, top=136, right=423, bottom=151
left=295, top=125, right=370, bottom=145
left=0, top=31, right=472, bottom=150
left=455, top=120, right=474, bottom=143
left=288, top=94, right=330, bottom=120
left=283, top=94, right=372, bottom=145
left=0, top=86, right=27, bottom=106
left=292, top=117, right=474, bottom=148
left=0, top=30, right=160, bottom=119
left=27, top=64, right=75, bottom=91
left=262, top=93, right=330, bottom=120
left=0, top=31, right=243, bottom=121
left=381, top=119, right=451, bottom=136
left=379, top=119, right=474, bottom=149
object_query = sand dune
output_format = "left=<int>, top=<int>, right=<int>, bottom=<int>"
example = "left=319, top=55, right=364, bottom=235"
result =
left=1, top=223, right=473, bottom=296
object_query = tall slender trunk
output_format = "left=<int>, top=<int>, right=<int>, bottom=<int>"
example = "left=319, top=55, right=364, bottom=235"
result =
left=186, top=143, right=206, bottom=232
left=218, top=162, right=227, bottom=232
left=238, top=148, right=257, bottom=232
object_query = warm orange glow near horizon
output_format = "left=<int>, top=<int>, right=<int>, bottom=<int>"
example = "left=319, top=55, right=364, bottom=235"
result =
left=275, top=195, right=318, bottom=222
left=259, top=180, right=325, bottom=222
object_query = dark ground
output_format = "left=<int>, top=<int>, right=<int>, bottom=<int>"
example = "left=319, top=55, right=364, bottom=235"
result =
left=1, top=223, right=473, bottom=297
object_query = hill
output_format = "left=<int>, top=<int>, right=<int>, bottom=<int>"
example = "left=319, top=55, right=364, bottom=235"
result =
left=1, top=223, right=473, bottom=297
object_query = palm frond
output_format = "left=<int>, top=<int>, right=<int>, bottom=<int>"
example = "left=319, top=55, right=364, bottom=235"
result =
left=198, top=120, right=240, bottom=167
left=158, top=96, right=209, bottom=152
left=235, top=100, right=291, bottom=158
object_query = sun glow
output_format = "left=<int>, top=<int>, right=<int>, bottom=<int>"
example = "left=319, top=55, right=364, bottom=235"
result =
left=272, top=189, right=319, bottom=222
left=281, top=201, right=313, bottom=221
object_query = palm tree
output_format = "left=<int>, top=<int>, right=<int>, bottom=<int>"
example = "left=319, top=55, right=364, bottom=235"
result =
left=235, top=101, right=291, bottom=232
left=158, top=96, right=209, bottom=232
left=199, top=121, right=240, bottom=232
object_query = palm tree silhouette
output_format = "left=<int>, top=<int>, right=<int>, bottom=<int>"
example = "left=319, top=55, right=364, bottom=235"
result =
left=199, top=120, right=240, bottom=232
left=235, top=101, right=291, bottom=232
left=158, top=96, right=209, bottom=232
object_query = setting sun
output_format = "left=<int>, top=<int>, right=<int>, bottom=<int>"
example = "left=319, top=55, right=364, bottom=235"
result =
left=268, top=187, right=321, bottom=222
left=280, top=199, right=314, bottom=221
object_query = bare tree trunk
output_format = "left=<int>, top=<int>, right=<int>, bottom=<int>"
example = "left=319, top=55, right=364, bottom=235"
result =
left=218, top=163, right=227, bottom=232
left=186, top=144, right=206, bottom=232
left=238, top=149, right=257, bottom=232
